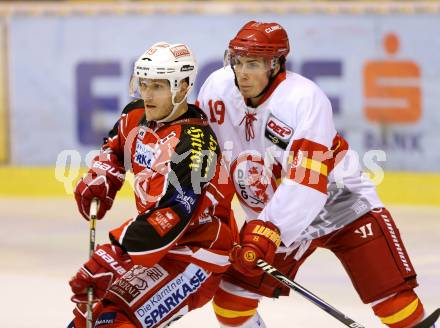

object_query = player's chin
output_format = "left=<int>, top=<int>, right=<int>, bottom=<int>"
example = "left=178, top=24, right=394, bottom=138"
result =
left=239, top=87, right=259, bottom=98
left=144, top=107, right=158, bottom=120
left=239, top=89, right=254, bottom=98
left=145, top=112, right=157, bottom=121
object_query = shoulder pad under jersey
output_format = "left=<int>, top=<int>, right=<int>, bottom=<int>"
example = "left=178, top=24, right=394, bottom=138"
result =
left=202, top=67, right=236, bottom=97
left=104, top=99, right=145, bottom=144
left=121, top=99, right=144, bottom=115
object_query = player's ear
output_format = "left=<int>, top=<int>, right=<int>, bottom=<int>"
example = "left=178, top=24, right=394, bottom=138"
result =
left=179, top=78, right=189, bottom=93
left=174, top=78, right=189, bottom=103
left=271, top=61, right=281, bottom=78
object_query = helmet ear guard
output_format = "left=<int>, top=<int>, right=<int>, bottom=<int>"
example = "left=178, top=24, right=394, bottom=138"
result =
left=129, top=42, right=198, bottom=122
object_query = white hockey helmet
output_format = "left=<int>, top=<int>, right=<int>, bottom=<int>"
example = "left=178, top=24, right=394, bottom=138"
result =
left=129, top=42, right=198, bottom=122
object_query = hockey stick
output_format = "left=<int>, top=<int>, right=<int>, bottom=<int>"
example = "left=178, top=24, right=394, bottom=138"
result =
left=256, top=259, right=365, bottom=328
left=413, top=308, right=440, bottom=328
left=86, top=199, right=99, bottom=328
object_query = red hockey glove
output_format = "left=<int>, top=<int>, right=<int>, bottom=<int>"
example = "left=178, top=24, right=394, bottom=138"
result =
left=230, top=220, right=281, bottom=277
left=69, top=244, right=132, bottom=304
left=74, top=153, right=125, bottom=220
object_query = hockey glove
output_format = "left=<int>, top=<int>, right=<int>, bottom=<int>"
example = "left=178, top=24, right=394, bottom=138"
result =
left=74, top=153, right=125, bottom=220
left=230, top=220, right=281, bottom=277
left=69, top=244, right=132, bottom=304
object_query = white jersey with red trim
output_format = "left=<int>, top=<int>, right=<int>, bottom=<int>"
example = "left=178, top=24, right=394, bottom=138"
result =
left=197, top=66, right=383, bottom=247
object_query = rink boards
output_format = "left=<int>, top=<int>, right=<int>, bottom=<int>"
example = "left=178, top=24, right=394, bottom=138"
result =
left=0, top=167, right=439, bottom=206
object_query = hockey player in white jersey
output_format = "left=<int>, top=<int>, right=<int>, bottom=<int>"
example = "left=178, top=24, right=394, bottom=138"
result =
left=196, top=21, right=429, bottom=328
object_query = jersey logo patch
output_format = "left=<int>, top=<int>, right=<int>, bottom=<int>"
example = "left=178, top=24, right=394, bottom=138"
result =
left=110, top=265, right=168, bottom=306
left=230, top=152, right=277, bottom=213
left=173, top=189, right=197, bottom=215
left=147, top=208, right=181, bottom=237
left=197, top=209, right=212, bottom=225
left=95, top=312, right=117, bottom=327
left=134, top=140, right=155, bottom=168
left=355, top=223, right=373, bottom=239
left=170, top=45, right=191, bottom=59
left=134, top=264, right=207, bottom=328
left=265, top=115, right=293, bottom=149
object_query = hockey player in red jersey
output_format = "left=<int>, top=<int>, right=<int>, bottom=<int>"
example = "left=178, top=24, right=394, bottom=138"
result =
left=68, top=41, right=238, bottom=328
left=196, top=21, right=430, bottom=328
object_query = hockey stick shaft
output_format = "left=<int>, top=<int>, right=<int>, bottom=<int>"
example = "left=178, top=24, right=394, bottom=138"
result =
left=256, top=259, right=365, bottom=328
left=86, top=199, right=99, bottom=328
left=413, top=308, right=440, bottom=328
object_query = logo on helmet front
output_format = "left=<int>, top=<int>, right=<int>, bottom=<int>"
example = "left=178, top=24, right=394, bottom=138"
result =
left=170, top=45, right=191, bottom=59
left=146, top=47, right=157, bottom=56
left=265, top=25, right=282, bottom=34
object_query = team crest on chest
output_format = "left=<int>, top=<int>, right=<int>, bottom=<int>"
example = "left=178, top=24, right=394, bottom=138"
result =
left=265, top=114, right=293, bottom=149
left=230, top=152, right=277, bottom=213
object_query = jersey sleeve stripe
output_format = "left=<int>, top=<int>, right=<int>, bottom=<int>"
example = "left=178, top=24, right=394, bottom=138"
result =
left=288, top=138, right=330, bottom=194
left=208, top=216, right=221, bottom=248
left=301, top=157, right=328, bottom=176
left=167, top=246, right=230, bottom=273
left=288, top=166, right=327, bottom=194
left=327, top=133, right=350, bottom=173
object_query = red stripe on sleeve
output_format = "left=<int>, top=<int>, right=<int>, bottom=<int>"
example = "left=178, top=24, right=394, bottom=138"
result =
left=288, top=138, right=330, bottom=194
left=326, top=133, right=349, bottom=173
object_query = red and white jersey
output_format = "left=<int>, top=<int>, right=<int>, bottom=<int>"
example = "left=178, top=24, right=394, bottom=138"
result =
left=197, top=66, right=383, bottom=247
left=101, top=100, right=238, bottom=274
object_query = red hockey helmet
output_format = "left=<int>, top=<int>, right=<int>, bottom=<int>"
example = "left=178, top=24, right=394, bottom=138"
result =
left=228, top=21, right=290, bottom=59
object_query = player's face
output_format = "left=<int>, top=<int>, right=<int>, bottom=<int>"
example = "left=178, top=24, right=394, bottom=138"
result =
left=138, top=79, right=173, bottom=121
left=233, top=56, right=271, bottom=99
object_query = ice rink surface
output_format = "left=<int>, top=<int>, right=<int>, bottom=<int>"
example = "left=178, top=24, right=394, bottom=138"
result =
left=1, top=198, right=438, bottom=328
